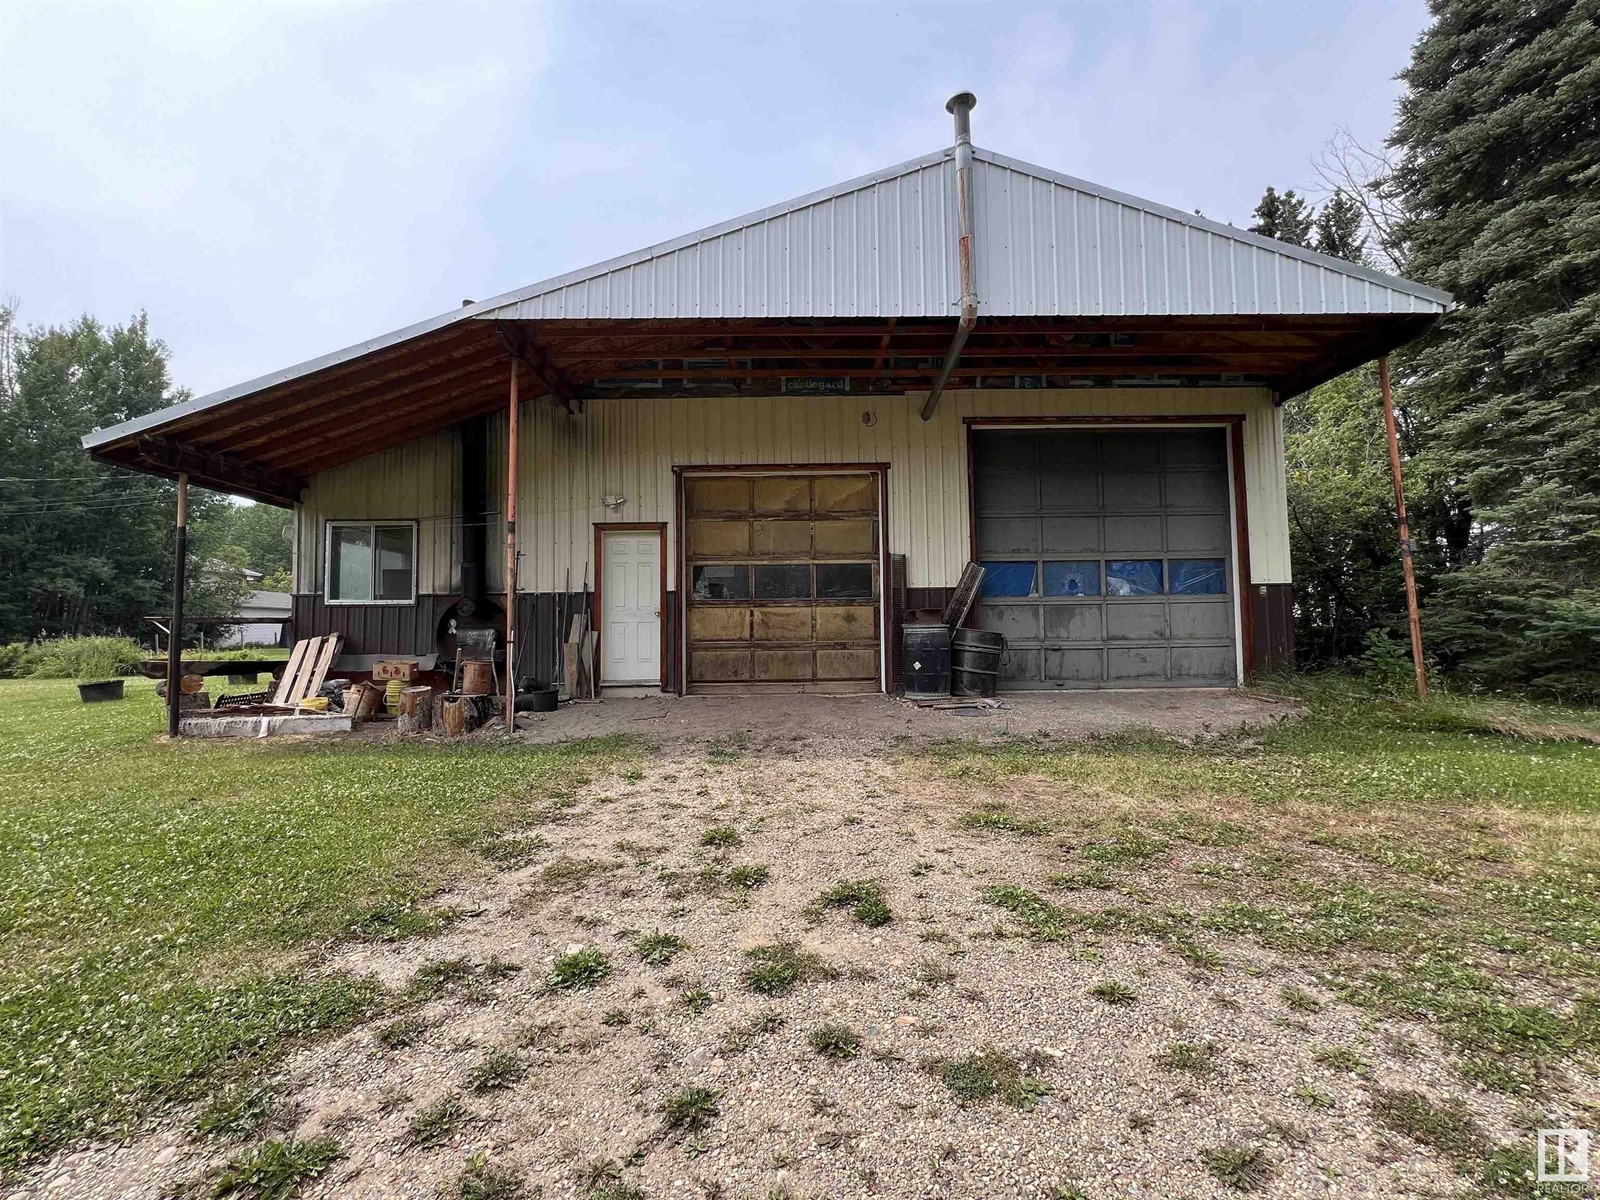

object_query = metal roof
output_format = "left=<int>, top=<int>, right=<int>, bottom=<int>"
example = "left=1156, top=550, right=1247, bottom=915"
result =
left=476, top=146, right=1449, bottom=322
left=82, top=142, right=1450, bottom=500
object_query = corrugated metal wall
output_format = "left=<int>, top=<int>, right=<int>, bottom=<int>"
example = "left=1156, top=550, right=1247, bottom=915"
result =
left=292, top=428, right=461, bottom=594
left=294, top=388, right=1290, bottom=598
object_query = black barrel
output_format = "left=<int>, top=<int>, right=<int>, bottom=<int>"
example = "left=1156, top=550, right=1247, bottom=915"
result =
left=951, top=628, right=1005, bottom=697
left=902, top=622, right=952, bottom=699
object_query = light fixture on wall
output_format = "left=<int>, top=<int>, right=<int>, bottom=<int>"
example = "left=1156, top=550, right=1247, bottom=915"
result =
left=601, top=494, right=627, bottom=511
left=861, top=411, right=877, bottom=427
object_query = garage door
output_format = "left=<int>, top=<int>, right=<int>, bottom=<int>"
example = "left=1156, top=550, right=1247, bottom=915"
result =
left=973, top=429, right=1237, bottom=688
left=684, top=472, right=881, bottom=693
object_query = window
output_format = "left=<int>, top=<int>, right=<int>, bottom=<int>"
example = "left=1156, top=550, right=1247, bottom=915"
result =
left=1170, top=558, right=1227, bottom=594
left=816, top=562, right=873, bottom=599
left=692, top=564, right=750, bottom=601
left=326, top=522, right=416, bottom=604
left=1043, top=561, right=1100, bottom=597
left=980, top=561, right=1037, bottom=597
left=753, top=563, right=813, bottom=599
left=1105, top=559, right=1163, bottom=596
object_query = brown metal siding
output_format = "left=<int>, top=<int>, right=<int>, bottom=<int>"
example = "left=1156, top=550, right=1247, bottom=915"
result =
left=1249, top=583, right=1294, bottom=673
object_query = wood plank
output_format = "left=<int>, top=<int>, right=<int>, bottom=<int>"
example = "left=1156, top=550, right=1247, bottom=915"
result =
left=301, top=634, right=343, bottom=702
left=270, top=639, right=312, bottom=706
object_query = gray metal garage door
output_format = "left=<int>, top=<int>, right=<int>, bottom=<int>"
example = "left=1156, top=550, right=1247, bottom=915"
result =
left=973, top=428, right=1237, bottom=688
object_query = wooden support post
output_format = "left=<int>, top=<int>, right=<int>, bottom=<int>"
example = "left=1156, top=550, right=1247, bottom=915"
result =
left=1379, top=356, right=1428, bottom=699
left=167, top=473, right=188, bottom=737
left=505, top=358, right=519, bottom=730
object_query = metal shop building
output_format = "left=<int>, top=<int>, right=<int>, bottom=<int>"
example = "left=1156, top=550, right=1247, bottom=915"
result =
left=85, top=95, right=1450, bottom=696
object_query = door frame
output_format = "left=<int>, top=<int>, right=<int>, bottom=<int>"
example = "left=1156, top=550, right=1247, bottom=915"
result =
left=672, top=463, right=892, bottom=695
left=592, top=523, right=668, bottom=690
left=962, top=416, right=1252, bottom=685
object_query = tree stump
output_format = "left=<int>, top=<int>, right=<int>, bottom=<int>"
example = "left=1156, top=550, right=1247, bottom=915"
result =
left=397, top=686, right=434, bottom=735
left=440, top=693, right=485, bottom=737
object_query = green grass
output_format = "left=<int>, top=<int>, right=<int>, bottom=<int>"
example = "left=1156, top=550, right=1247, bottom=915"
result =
left=662, top=1085, right=720, bottom=1131
left=1198, top=1144, right=1272, bottom=1191
left=406, top=1094, right=468, bottom=1148
left=547, top=949, right=611, bottom=990
left=0, top=677, right=636, bottom=1176
left=454, top=1149, right=526, bottom=1200
left=815, top=879, right=893, bottom=927
left=206, top=1133, right=340, bottom=1198
left=958, top=806, right=1051, bottom=835
left=466, top=1047, right=526, bottom=1093
left=742, top=943, right=830, bottom=996
left=929, top=1047, right=1051, bottom=1109
left=808, top=1022, right=860, bottom=1059
left=634, top=932, right=688, bottom=966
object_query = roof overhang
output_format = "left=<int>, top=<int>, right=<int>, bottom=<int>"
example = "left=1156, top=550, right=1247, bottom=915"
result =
left=83, top=311, right=1438, bottom=504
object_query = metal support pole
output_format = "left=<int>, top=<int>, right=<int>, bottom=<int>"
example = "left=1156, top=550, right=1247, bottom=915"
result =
left=1378, top=357, right=1428, bottom=699
left=167, top=473, right=188, bottom=737
left=505, top=359, right=519, bottom=731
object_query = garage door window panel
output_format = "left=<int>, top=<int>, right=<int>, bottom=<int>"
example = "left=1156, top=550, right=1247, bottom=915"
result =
left=1106, top=559, right=1163, bottom=596
left=1170, top=558, right=1227, bottom=594
left=754, top=563, right=813, bottom=600
left=980, top=562, right=1038, bottom=597
left=816, top=563, right=873, bottom=599
left=1043, top=561, right=1100, bottom=597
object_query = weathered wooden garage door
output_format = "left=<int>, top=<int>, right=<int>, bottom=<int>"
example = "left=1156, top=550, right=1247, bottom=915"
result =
left=685, top=472, right=881, bottom=693
left=973, top=429, right=1237, bottom=688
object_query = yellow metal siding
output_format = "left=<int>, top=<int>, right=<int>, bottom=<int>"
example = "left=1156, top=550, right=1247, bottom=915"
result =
left=293, top=429, right=461, bottom=595
left=295, top=388, right=1291, bottom=596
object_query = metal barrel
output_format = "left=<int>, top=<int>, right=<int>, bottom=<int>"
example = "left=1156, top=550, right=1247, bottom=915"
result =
left=951, top=628, right=1005, bottom=697
left=902, top=622, right=952, bottom=699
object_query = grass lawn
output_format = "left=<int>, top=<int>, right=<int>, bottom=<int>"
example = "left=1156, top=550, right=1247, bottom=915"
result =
left=0, top=677, right=636, bottom=1176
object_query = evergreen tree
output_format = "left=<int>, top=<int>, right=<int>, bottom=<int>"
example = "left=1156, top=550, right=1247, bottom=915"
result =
left=1249, top=186, right=1314, bottom=246
left=1313, top=189, right=1367, bottom=263
left=1390, top=0, right=1600, bottom=696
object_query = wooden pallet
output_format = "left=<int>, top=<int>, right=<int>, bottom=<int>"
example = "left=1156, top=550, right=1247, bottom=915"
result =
left=268, top=634, right=342, bottom=708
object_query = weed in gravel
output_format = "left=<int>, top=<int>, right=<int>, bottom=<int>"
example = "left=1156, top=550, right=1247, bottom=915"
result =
left=912, top=956, right=956, bottom=986
left=725, top=863, right=770, bottom=890
left=1050, top=1187, right=1090, bottom=1200
left=349, top=897, right=458, bottom=942
left=407, top=1095, right=468, bottom=1148
left=1280, top=986, right=1323, bottom=1013
left=1199, top=1144, right=1272, bottom=1191
left=194, top=1081, right=277, bottom=1141
left=983, top=885, right=1078, bottom=940
left=1370, top=1089, right=1487, bottom=1163
left=706, top=734, right=747, bottom=764
left=635, top=932, right=688, bottom=966
left=206, top=1134, right=340, bottom=1197
left=1294, top=1084, right=1335, bottom=1110
left=455, top=1149, right=526, bottom=1200
left=681, top=988, right=714, bottom=1014
left=1260, top=1119, right=1310, bottom=1147
left=577, top=1159, right=645, bottom=1200
left=663, top=1085, right=720, bottom=1131
left=1048, top=867, right=1114, bottom=890
left=700, top=826, right=741, bottom=848
left=405, top=956, right=477, bottom=1000
left=809, top=1023, right=860, bottom=1059
left=1080, top=830, right=1169, bottom=866
left=930, top=1047, right=1049, bottom=1108
left=1170, top=934, right=1224, bottom=970
left=548, top=949, right=611, bottom=990
left=1154, top=1042, right=1215, bottom=1075
left=1089, top=980, right=1138, bottom=1004
left=1312, top=1045, right=1367, bottom=1074
left=541, top=857, right=617, bottom=890
left=463, top=830, right=549, bottom=868
left=959, top=807, right=1051, bottom=835
left=743, top=943, right=830, bottom=995
left=601, top=1009, right=631, bottom=1027
left=375, top=1016, right=429, bottom=1051
left=467, top=1048, right=527, bottom=1093
left=750, top=1009, right=787, bottom=1034
left=817, top=879, right=893, bottom=926
left=1128, top=1113, right=1157, bottom=1132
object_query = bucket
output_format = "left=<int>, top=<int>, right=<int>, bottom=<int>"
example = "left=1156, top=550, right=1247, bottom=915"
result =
left=384, top=677, right=405, bottom=714
left=902, top=623, right=951, bottom=699
left=461, top=659, right=494, bottom=696
left=952, top=628, right=1005, bottom=697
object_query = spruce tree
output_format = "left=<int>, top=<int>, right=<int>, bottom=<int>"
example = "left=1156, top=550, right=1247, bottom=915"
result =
left=1390, top=0, right=1600, bottom=696
left=1313, top=190, right=1367, bottom=263
left=1249, top=186, right=1314, bottom=246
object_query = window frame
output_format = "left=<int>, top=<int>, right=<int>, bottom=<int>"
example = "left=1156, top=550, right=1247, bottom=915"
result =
left=323, top=519, right=419, bottom=607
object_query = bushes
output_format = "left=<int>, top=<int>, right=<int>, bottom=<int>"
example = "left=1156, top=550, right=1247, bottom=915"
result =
left=14, top=636, right=144, bottom=681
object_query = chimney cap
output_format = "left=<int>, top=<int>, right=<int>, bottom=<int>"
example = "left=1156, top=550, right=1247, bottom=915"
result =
left=945, top=92, right=977, bottom=114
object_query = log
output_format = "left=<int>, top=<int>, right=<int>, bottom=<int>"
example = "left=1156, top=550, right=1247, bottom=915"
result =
left=397, top=686, right=434, bottom=735
left=461, top=659, right=494, bottom=696
left=345, top=682, right=383, bottom=721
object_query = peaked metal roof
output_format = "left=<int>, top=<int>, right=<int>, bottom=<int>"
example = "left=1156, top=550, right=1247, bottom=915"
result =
left=83, top=141, right=1450, bottom=501
left=474, top=145, right=1450, bottom=322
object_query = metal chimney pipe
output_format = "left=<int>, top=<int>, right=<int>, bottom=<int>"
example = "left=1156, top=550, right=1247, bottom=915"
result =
left=921, top=91, right=979, bottom=422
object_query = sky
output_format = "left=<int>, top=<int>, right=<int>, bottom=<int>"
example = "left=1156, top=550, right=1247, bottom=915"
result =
left=1, top=0, right=1431, bottom=402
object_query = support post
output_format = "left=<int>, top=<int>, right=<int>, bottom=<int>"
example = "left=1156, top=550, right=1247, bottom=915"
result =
left=1378, top=356, right=1428, bottom=699
left=505, top=360, right=519, bottom=730
left=167, top=473, right=188, bottom=737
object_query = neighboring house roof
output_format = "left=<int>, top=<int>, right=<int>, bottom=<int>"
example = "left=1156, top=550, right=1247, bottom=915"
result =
left=83, top=139, right=1451, bottom=503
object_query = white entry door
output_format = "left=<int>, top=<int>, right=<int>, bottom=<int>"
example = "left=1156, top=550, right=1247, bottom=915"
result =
left=601, top=530, right=662, bottom=686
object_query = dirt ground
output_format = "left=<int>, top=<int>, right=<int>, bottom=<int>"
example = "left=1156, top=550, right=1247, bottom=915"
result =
left=22, top=692, right=1526, bottom=1200
left=514, top=688, right=1301, bottom=749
